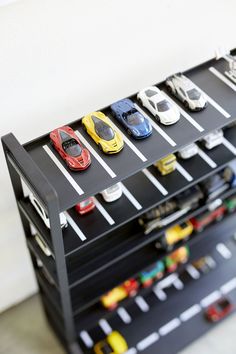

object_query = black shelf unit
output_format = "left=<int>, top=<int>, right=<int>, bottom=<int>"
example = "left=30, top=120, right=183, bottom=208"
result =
left=2, top=50, right=236, bottom=354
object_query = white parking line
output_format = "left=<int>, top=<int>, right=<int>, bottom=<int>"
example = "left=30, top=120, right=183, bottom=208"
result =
left=159, top=318, right=181, bottom=336
left=221, top=277, right=236, bottom=295
left=125, top=348, right=137, bottom=354
left=222, top=137, right=236, bottom=155
left=198, top=148, right=217, bottom=168
left=135, top=296, right=149, bottom=312
left=161, top=91, right=204, bottom=132
left=117, top=307, right=132, bottom=324
left=93, top=197, right=115, bottom=225
left=75, top=131, right=116, bottom=178
left=173, top=278, right=184, bottom=290
left=80, top=330, right=94, bottom=348
left=176, top=163, right=193, bottom=182
left=136, top=333, right=159, bottom=351
left=157, top=273, right=178, bottom=289
left=180, top=304, right=201, bottom=322
left=186, top=265, right=200, bottom=279
left=142, top=169, right=168, bottom=196
left=43, top=145, right=84, bottom=195
left=216, top=243, right=232, bottom=259
left=153, top=287, right=167, bottom=301
left=200, top=290, right=221, bottom=308
left=209, top=67, right=236, bottom=92
left=120, top=183, right=142, bottom=210
left=134, top=104, right=177, bottom=147
left=64, top=212, right=86, bottom=241
left=98, top=319, right=112, bottom=335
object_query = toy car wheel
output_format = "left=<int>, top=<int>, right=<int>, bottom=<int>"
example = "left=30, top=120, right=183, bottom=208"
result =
left=196, top=226, right=204, bottom=233
left=216, top=214, right=224, bottom=222
left=184, top=100, right=189, bottom=109
left=166, top=84, right=173, bottom=93
left=155, top=115, right=160, bottom=123
left=98, top=143, right=103, bottom=152
left=127, top=129, right=132, bottom=136
left=82, top=123, right=87, bottom=132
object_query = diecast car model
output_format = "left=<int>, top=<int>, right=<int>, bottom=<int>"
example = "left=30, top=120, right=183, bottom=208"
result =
left=155, top=154, right=177, bottom=176
left=205, top=297, right=233, bottom=323
left=93, top=331, right=128, bottom=354
left=139, top=261, right=165, bottom=288
left=75, top=197, right=95, bottom=215
left=156, top=221, right=194, bottom=250
left=29, top=193, right=68, bottom=229
left=201, top=129, right=224, bottom=150
left=190, top=203, right=226, bottom=232
left=82, top=111, right=124, bottom=154
left=100, top=183, right=123, bottom=203
left=110, top=98, right=152, bottom=139
left=178, top=143, right=199, bottom=159
left=200, top=174, right=229, bottom=201
left=192, top=255, right=216, bottom=274
left=50, top=126, right=91, bottom=171
left=137, top=86, right=180, bottom=125
left=166, top=73, right=207, bottom=111
left=165, top=246, right=189, bottom=273
left=224, top=54, right=236, bottom=83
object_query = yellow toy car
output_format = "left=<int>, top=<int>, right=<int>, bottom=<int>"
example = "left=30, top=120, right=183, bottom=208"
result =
left=82, top=111, right=124, bottom=154
left=101, top=279, right=138, bottom=310
left=155, top=154, right=177, bottom=175
left=94, top=331, right=128, bottom=354
left=157, top=220, right=193, bottom=250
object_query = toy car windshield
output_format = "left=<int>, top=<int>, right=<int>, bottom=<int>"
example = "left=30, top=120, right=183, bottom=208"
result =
left=145, top=89, right=157, bottom=97
left=62, top=139, right=82, bottom=157
left=100, top=342, right=113, bottom=354
left=126, top=111, right=144, bottom=125
left=92, top=116, right=115, bottom=141
left=187, top=88, right=201, bottom=100
left=157, top=100, right=171, bottom=112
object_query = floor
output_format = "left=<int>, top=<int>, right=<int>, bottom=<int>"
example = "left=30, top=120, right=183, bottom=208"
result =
left=0, top=295, right=236, bottom=354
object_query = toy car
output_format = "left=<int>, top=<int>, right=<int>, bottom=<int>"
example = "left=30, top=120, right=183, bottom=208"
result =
left=157, top=220, right=194, bottom=250
left=110, top=98, right=152, bottom=139
left=178, top=143, right=199, bottom=159
left=93, top=331, right=128, bottom=354
left=139, top=261, right=165, bottom=287
left=176, top=185, right=204, bottom=210
left=100, top=183, right=123, bottom=203
left=200, top=173, right=229, bottom=201
left=29, top=193, right=68, bottom=229
left=165, top=73, right=207, bottom=111
left=101, top=279, right=138, bottom=310
left=82, top=111, right=124, bottom=154
left=50, top=126, right=91, bottom=171
left=205, top=297, right=233, bottom=322
left=155, top=154, right=177, bottom=176
left=165, top=246, right=189, bottom=273
left=190, top=200, right=226, bottom=232
left=75, top=197, right=95, bottom=215
left=201, top=129, right=224, bottom=150
left=137, top=86, right=180, bottom=125
left=224, top=195, right=236, bottom=213
left=192, top=255, right=216, bottom=274
left=224, top=54, right=236, bottom=83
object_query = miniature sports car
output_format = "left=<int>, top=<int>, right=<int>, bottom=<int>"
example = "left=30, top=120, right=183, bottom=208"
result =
left=101, top=279, right=138, bottom=310
left=166, top=73, right=207, bottom=111
left=178, top=143, right=199, bottom=159
left=190, top=203, right=226, bottom=232
left=155, top=154, right=177, bottom=176
left=75, top=197, right=95, bottom=215
left=94, top=331, right=128, bottom=354
left=50, top=126, right=91, bottom=170
left=137, top=86, right=180, bottom=125
left=201, top=129, right=224, bottom=150
left=205, top=297, right=233, bottom=322
left=139, top=261, right=165, bottom=287
left=110, top=98, right=152, bottom=139
left=82, top=111, right=124, bottom=154
left=157, top=220, right=194, bottom=250
left=100, top=183, right=122, bottom=202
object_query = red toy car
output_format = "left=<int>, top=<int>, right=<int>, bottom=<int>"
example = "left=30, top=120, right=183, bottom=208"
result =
left=190, top=205, right=226, bottom=232
left=205, top=297, right=233, bottom=322
left=75, top=197, right=95, bottom=215
left=50, top=126, right=91, bottom=171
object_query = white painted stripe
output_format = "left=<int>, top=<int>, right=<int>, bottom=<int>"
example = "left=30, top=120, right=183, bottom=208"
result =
left=198, top=148, right=217, bottom=168
left=117, top=307, right=132, bottom=324
left=209, top=67, right=236, bottom=92
left=159, top=318, right=181, bottom=336
left=153, top=288, right=167, bottom=301
left=99, top=319, right=112, bottom=335
left=93, top=197, right=115, bottom=225
left=161, top=91, right=204, bottom=132
left=134, top=103, right=177, bottom=147
left=136, top=333, right=159, bottom=351
left=186, top=265, right=200, bottom=280
left=223, top=55, right=232, bottom=63
left=200, top=291, right=221, bottom=308
left=173, top=278, right=184, bottom=290
left=180, top=304, right=201, bottom=322
left=80, top=331, right=94, bottom=348
left=135, top=296, right=149, bottom=312
left=176, top=162, right=193, bottom=182
left=216, top=243, right=232, bottom=259
left=64, top=212, right=86, bottom=241
left=75, top=131, right=116, bottom=178
left=142, top=168, right=168, bottom=196
left=222, top=137, right=236, bottom=155
left=120, top=183, right=142, bottom=210
left=124, top=348, right=137, bottom=354
left=157, top=273, right=178, bottom=289
left=43, top=145, right=84, bottom=195
left=221, top=278, right=236, bottom=295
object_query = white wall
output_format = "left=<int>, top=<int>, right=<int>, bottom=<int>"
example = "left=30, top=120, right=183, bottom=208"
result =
left=0, top=0, right=235, bottom=312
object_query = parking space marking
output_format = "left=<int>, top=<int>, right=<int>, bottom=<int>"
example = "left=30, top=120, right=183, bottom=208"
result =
left=125, top=348, right=137, bottom=354
left=43, top=145, right=84, bottom=195
left=64, top=212, right=86, bottom=241
left=134, top=104, right=177, bottom=147
left=120, top=183, right=142, bottom=210
left=117, top=307, right=132, bottom=324
left=135, top=296, right=149, bottom=312
left=136, top=333, right=159, bottom=351
left=209, top=67, right=236, bottom=92
left=142, top=169, right=168, bottom=196
left=99, top=319, right=112, bottom=335
left=216, top=243, right=232, bottom=259
left=93, top=197, right=115, bottom=225
left=161, top=91, right=204, bottom=132
left=176, top=163, right=193, bottom=182
left=198, top=148, right=217, bottom=168
left=180, top=304, right=201, bottom=322
left=75, top=131, right=116, bottom=178
left=221, top=277, right=236, bottom=295
left=80, top=331, right=94, bottom=348
left=173, top=278, right=184, bottom=290
left=222, top=137, right=236, bottom=155
left=186, top=265, right=200, bottom=279
left=157, top=273, right=178, bottom=289
left=153, top=287, right=167, bottom=301
left=159, top=318, right=181, bottom=336
left=200, top=290, right=221, bottom=308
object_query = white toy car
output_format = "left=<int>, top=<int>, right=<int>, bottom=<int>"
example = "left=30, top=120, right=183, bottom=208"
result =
left=100, top=183, right=123, bottom=202
left=201, top=129, right=224, bottom=150
left=166, top=73, right=207, bottom=111
left=178, top=143, right=199, bottom=159
left=29, top=193, right=68, bottom=229
left=137, top=86, right=180, bottom=125
left=225, top=55, right=236, bottom=84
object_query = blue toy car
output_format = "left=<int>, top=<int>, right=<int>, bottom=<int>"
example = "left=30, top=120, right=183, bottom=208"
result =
left=111, top=98, right=152, bottom=139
